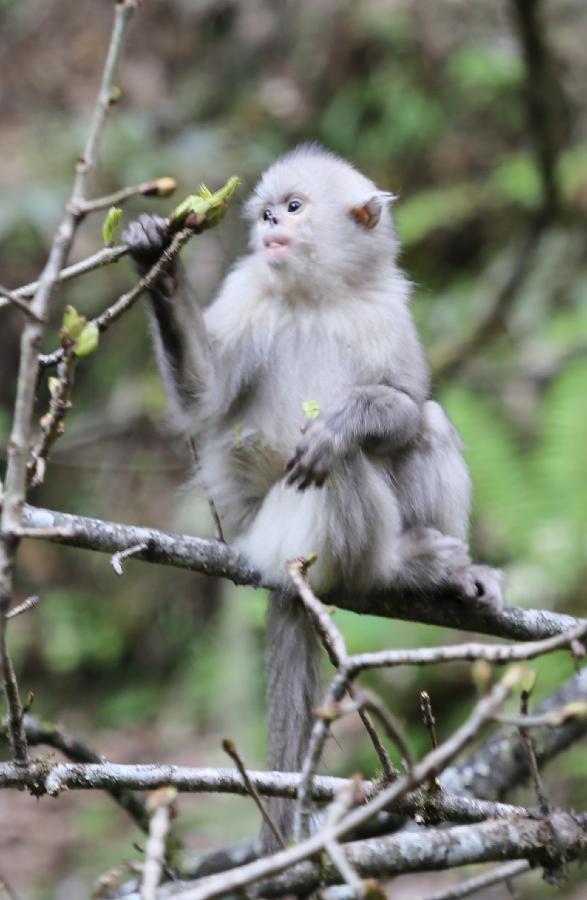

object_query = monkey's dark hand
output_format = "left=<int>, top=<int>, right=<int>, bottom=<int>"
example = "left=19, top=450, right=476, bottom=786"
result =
left=285, top=418, right=347, bottom=491
left=123, top=213, right=172, bottom=275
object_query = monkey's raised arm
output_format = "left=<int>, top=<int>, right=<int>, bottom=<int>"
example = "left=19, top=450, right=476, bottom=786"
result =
left=286, top=383, right=423, bottom=490
left=123, top=214, right=211, bottom=423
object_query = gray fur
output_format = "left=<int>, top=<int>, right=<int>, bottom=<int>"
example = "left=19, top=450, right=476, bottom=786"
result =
left=123, top=144, right=503, bottom=849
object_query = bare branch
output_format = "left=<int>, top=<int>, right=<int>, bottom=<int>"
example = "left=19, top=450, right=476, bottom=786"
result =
left=222, top=739, right=286, bottom=851
left=14, top=714, right=149, bottom=832
left=141, top=787, right=177, bottom=900
left=0, top=285, right=45, bottom=322
left=5, top=246, right=129, bottom=305
left=19, top=503, right=584, bottom=643
left=111, top=542, right=151, bottom=576
left=0, top=0, right=137, bottom=766
left=172, top=812, right=585, bottom=900
left=5, top=595, right=39, bottom=620
left=75, top=177, right=178, bottom=215
left=442, top=666, right=587, bottom=801
left=39, top=226, right=196, bottom=369
left=0, top=759, right=532, bottom=826
left=168, top=670, right=523, bottom=900
left=245, top=818, right=575, bottom=898
left=422, top=860, right=530, bottom=900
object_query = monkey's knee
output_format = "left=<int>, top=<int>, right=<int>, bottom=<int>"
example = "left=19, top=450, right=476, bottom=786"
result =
left=420, top=401, right=462, bottom=450
left=396, top=401, right=471, bottom=540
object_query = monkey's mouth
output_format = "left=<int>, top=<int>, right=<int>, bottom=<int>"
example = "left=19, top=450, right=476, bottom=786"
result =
left=263, top=233, right=291, bottom=259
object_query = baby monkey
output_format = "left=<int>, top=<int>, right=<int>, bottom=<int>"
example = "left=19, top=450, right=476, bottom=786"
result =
left=124, top=144, right=503, bottom=848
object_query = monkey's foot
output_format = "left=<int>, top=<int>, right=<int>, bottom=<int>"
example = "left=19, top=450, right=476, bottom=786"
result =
left=399, top=528, right=471, bottom=586
left=452, top=564, right=504, bottom=612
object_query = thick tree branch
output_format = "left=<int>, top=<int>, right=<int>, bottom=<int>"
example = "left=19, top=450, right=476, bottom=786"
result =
left=156, top=812, right=585, bottom=899
left=20, top=504, right=582, bottom=642
left=0, top=760, right=532, bottom=826
left=241, top=814, right=585, bottom=898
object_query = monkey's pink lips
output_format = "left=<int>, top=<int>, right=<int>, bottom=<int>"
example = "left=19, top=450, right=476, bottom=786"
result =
left=263, top=233, right=291, bottom=259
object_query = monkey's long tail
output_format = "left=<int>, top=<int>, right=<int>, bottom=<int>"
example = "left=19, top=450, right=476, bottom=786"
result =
left=262, top=589, right=321, bottom=852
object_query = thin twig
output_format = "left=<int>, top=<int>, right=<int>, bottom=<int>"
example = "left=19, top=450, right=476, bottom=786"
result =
left=422, top=860, right=531, bottom=900
left=328, top=691, right=413, bottom=774
left=356, top=706, right=398, bottom=784
left=346, top=621, right=587, bottom=673
left=289, top=558, right=398, bottom=783
left=493, top=704, right=587, bottom=728
left=4, top=246, right=129, bottom=305
left=222, top=739, right=286, bottom=850
left=75, top=177, right=177, bottom=215
left=0, top=603, right=28, bottom=763
left=5, top=596, right=39, bottom=620
left=141, top=786, right=176, bottom=900
left=322, top=780, right=366, bottom=898
left=111, top=542, right=150, bottom=576
left=518, top=686, right=550, bottom=816
left=420, top=691, right=438, bottom=751
left=28, top=348, right=77, bottom=487
left=0, top=285, right=44, bottom=322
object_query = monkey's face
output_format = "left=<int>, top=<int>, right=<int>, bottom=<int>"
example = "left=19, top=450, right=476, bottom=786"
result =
left=244, top=146, right=399, bottom=288
left=254, top=194, right=311, bottom=266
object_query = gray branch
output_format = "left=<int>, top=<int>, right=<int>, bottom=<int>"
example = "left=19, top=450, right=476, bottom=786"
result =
left=156, top=813, right=586, bottom=898
left=20, top=504, right=582, bottom=642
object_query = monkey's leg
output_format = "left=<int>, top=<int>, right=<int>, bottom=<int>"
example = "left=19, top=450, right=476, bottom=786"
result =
left=123, top=214, right=211, bottom=419
left=394, top=401, right=503, bottom=608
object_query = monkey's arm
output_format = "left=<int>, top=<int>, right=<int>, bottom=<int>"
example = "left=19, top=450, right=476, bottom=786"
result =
left=286, top=384, right=422, bottom=490
left=123, top=214, right=211, bottom=419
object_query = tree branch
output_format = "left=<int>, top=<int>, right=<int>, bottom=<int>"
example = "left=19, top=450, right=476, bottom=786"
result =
left=19, top=504, right=582, bottom=642
left=0, top=0, right=137, bottom=767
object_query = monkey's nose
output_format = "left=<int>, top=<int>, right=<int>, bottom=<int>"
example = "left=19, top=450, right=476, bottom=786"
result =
left=270, top=214, right=279, bottom=226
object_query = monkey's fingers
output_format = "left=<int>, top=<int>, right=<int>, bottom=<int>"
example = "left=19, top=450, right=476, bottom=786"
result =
left=123, top=213, right=170, bottom=264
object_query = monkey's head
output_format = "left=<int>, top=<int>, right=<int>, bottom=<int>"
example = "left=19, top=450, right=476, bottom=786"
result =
left=244, top=144, right=398, bottom=291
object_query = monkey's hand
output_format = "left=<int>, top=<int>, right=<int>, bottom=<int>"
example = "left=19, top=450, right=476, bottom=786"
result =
left=123, top=213, right=172, bottom=275
left=285, top=418, right=346, bottom=491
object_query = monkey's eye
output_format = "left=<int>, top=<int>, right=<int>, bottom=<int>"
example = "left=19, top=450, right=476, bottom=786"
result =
left=287, top=198, right=303, bottom=214
left=262, top=208, right=274, bottom=222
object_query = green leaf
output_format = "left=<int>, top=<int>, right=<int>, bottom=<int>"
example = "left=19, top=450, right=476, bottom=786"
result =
left=62, top=305, right=86, bottom=340
left=302, top=400, right=320, bottom=420
left=102, top=206, right=123, bottom=246
left=74, top=321, right=100, bottom=357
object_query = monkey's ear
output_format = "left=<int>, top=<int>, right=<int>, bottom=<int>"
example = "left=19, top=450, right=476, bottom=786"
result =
left=350, top=192, right=395, bottom=230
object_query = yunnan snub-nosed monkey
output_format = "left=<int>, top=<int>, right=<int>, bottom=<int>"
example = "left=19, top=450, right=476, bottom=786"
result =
left=123, top=144, right=503, bottom=849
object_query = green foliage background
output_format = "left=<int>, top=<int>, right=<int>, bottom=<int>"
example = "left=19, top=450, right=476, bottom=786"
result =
left=0, top=0, right=586, bottom=896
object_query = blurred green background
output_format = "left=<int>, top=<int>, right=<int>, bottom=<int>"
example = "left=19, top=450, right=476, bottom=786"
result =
left=1, top=0, right=587, bottom=897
